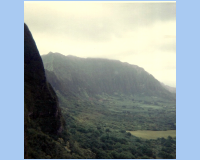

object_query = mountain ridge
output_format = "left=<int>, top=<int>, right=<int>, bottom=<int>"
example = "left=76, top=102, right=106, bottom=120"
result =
left=42, top=52, right=175, bottom=101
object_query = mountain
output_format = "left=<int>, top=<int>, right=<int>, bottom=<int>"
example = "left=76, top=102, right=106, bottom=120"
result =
left=41, top=52, right=176, bottom=159
left=160, top=82, right=176, bottom=93
left=24, top=24, right=65, bottom=158
left=42, top=52, right=175, bottom=101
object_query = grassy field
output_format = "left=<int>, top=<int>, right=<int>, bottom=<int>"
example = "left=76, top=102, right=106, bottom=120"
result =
left=127, top=130, right=176, bottom=139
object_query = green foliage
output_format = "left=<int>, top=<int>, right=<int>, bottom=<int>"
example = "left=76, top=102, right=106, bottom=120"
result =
left=26, top=92, right=176, bottom=158
left=26, top=122, right=70, bottom=159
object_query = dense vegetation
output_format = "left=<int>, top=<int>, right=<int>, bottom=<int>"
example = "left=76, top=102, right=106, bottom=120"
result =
left=52, top=93, right=176, bottom=159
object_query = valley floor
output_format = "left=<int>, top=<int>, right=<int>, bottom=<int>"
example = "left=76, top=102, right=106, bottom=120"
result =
left=58, top=93, right=176, bottom=159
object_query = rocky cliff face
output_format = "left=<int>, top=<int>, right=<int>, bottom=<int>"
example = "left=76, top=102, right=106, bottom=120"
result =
left=24, top=23, right=63, bottom=158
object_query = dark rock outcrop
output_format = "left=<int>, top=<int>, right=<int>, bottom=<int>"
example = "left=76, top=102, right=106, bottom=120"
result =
left=24, top=23, right=64, bottom=158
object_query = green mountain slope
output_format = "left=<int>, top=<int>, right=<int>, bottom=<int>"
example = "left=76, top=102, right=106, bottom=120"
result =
left=41, top=52, right=176, bottom=159
left=42, top=52, right=175, bottom=101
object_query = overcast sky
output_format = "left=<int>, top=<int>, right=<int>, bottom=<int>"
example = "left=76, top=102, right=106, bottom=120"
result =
left=24, top=1, right=176, bottom=87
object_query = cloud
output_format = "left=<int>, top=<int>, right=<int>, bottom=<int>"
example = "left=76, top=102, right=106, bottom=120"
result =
left=24, top=1, right=176, bottom=42
left=24, top=1, right=176, bottom=87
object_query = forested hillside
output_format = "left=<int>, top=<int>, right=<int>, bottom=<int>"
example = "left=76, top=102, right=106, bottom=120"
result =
left=41, top=52, right=176, bottom=159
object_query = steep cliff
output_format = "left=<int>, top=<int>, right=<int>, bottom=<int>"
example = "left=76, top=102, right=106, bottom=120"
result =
left=24, top=23, right=64, bottom=158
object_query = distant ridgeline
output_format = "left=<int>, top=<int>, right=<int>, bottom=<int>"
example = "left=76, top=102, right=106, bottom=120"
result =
left=24, top=24, right=65, bottom=158
left=42, top=52, right=175, bottom=101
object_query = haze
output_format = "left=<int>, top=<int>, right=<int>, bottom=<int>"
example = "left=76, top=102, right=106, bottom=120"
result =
left=24, top=1, right=176, bottom=87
